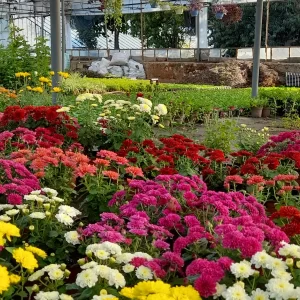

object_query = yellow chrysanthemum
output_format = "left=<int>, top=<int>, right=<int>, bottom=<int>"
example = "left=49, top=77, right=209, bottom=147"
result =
left=170, top=286, right=201, bottom=300
left=12, top=248, right=38, bottom=271
left=39, top=76, right=50, bottom=83
left=52, top=87, right=62, bottom=93
left=0, top=221, right=20, bottom=245
left=25, top=246, right=47, bottom=259
left=49, top=71, right=55, bottom=76
left=9, top=274, right=21, bottom=284
left=0, top=265, right=10, bottom=294
left=119, top=287, right=134, bottom=299
left=147, top=294, right=174, bottom=300
left=125, top=281, right=171, bottom=298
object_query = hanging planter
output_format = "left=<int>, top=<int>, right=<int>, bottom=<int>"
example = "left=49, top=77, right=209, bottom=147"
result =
left=215, top=12, right=224, bottom=19
left=190, top=9, right=199, bottom=17
left=150, top=0, right=159, bottom=8
left=175, top=7, right=184, bottom=14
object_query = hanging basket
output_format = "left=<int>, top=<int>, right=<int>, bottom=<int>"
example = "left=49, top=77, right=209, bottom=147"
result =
left=150, top=2, right=159, bottom=8
left=190, top=9, right=199, bottom=17
left=215, top=12, right=224, bottom=19
left=175, top=7, right=184, bottom=14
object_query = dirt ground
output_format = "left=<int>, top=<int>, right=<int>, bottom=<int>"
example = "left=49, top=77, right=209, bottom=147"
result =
left=155, top=117, right=291, bottom=142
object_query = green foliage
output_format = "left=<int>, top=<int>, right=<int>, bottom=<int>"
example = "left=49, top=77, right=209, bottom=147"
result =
left=204, top=117, right=239, bottom=154
left=126, top=11, right=189, bottom=48
left=0, top=25, right=50, bottom=89
left=209, top=1, right=300, bottom=49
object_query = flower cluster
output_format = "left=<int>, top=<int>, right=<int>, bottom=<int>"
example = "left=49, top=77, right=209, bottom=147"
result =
left=0, top=159, right=40, bottom=205
left=0, top=105, right=79, bottom=144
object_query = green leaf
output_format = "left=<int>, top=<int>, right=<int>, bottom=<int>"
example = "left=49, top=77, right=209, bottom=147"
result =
left=5, top=247, right=15, bottom=254
left=66, top=283, right=80, bottom=291
left=49, top=231, right=59, bottom=238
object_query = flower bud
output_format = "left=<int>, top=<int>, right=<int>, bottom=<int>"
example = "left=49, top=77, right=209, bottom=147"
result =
left=253, top=271, right=260, bottom=278
left=50, top=253, right=55, bottom=257
left=44, top=276, right=50, bottom=281
left=109, top=257, right=116, bottom=263
left=236, top=281, right=245, bottom=288
left=79, top=222, right=84, bottom=227
left=270, top=252, right=277, bottom=257
left=60, top=263, right=67, bottom=271
left=22, top=208, right=29, bottom=215
left=65, top=250, right=69, bottom=254
left=286, top=258, right=294, bottom=267
left=43, top=203, right=51, bottom=210
left=32, top=284, right=39, bottom=292
left=45, top=211, right=51, bottom=217
left=100, top=289, right=108, bottom=295
left=29, top=225, right=35, bottom=231
left=64, top=269, right=71, bottom=278
left=296, top=261, right=300, bottom=269
left=77, top=258, right=85, bottom=266
left=86, top=250, right=93, bottom=258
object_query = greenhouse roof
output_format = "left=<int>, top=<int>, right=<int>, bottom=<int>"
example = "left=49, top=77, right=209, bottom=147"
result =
left=0, top=0, right=281, bottom=17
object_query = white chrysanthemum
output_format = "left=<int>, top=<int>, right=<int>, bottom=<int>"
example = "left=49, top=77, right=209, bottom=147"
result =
left=43, top=264, right=61, bottom=272
left=52, top=196, right=64, bottom=203
left=42, top=188, right=58, bottom=197
left=213, top=283, right=227, bottom=299
left=16, top=204, right=28, bottom=209
left=108, top=269, right=126, bottom=288
left=5, top=209, right=19, bottom=216
left=271, top=269, right=292, bottom=281
left=222, top=282, right=251, bottom=300
left=154, top=104, right=168, bottom=116
left=55, top=213, right=74, bottom=226
left=64, top=231, right=81, bottom=245
left=266, top=258, right=288, bottom=271
left=92, top=295, right=117, bottom=300
left=59, top=294, right=73, bottom=300
left=76, top=269, right=98, bottom=288
left=133, top=252, right=152, bottom=260
left=95, top=249, right=110, bottom=260
left=58, top=205, right=81, bottom=217
left=86, top=244, right=102, bottom=254
left=93, top=94, right=102, bottom=103
left=103, top=100, right=115, bottom=105
left=122, top=264, right=135, bottom=273
left=290, top=287, right=300, bottom=299
left=139, top=103, right=151, bottom=113
left=131, top=104, right=141, bottom=111
left=0, top=204, right=14, bottom=210
left=251, top=250, right=272, bottom=268
left=135, top=266, right=153, bottom=281
left=251, top=288, right=270, bottom=300
left=30, top=190, right=41, bottom=195
left=28, top=269, right=45, bottom=281
left=0, top=215, right=11, bottom=222
left=231, top=260, right=255, bottom=279
left=24, top=195, right=39, bottom=201
left=266, top=278, right=295, bottom=299
left=115, top=253, right=134, bottom=264
left=279, top=242, right=300, bottom=259
left=116, top=100, right=131, bottom=105
left=81, top=261, right=98, bottom=269
left=137, top=97, right=152, bottom=108
left=99, top=241, right=122, bottom=255
left=34, top=291, right=60, bottom=300
left=48, top=268, right=64, bottom=280
left=29, top=212, right=46, bottom=219
left=93, top=265, right=111, bottom=279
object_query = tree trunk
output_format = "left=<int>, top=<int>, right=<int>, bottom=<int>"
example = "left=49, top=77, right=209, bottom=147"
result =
left=114, top=28, right=119, bottom=49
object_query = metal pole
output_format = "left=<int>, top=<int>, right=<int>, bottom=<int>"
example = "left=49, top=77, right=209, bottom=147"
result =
left=50, top=0, right=62, bottom=105
left=41, top=16, right=44, bottom=38
left=265, top=0, right=270, bottom=61
left=196, top=12, right=200, bottom=62
left=251, top=0, right=264, bottom=98
left=61, top=0, right=66, bottom=71
left=140, top=0, right=144, bottom=62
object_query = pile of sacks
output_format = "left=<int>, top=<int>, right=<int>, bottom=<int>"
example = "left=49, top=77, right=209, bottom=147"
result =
left=88, top=52, right=145, bottom=79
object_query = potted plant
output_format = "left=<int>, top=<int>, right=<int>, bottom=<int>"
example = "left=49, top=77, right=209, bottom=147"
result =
left=250, top=98, right=264, bottom=118
left=262, top=99, right=271, bottom=118
left=212, top=5, right=228, bottom=20
left=188, top=0, right=205, bottom=17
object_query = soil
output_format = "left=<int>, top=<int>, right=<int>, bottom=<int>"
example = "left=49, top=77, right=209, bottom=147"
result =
left=155, top=117, right=291, bottom=142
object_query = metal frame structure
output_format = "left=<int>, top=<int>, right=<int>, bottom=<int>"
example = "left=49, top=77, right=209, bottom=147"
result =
left=0, top=0, right=286, bottom=102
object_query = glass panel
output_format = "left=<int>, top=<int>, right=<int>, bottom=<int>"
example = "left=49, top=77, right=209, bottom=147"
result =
left=143, top=50, right=155, bottom=58
left=168, top=49, right=180, bottom=59
left=237, top=48, right=252, bottom=60
left=272, top=48, right=289, bottom=61
left=89, top=50, right=99, bottom=57
left=181, top=49, right=195, bottom=59
left=155, top=50, right=167, bottom=57
left=210, top=49, right=221, bottom=58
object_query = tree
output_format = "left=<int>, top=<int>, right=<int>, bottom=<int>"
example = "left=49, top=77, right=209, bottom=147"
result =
left=71, top=15, right=129, bottom=49
left=126, top=11, right=189, bottom=48
left=209, top=1, right=300, bottom=49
